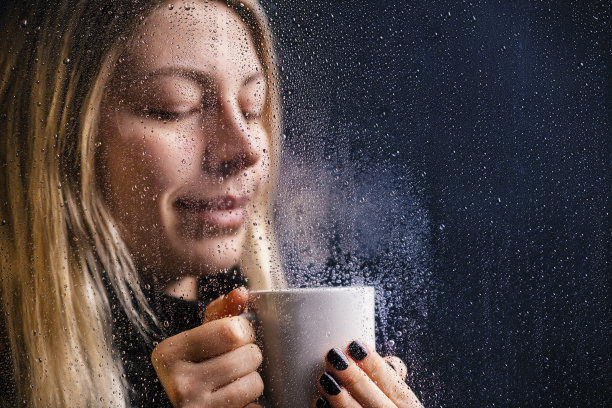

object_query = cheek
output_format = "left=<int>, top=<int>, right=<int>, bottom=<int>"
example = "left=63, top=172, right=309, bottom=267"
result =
left=103, top=116, right=205, bottom=198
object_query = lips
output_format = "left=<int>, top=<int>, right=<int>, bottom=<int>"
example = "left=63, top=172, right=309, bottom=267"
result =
left=175, top=195, right=248, bottom=229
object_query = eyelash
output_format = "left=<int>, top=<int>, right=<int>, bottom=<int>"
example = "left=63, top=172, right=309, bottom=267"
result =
left=144, top=109, right=182, bottom=121
left=143, top=107, right=262, bottom=122
left=243, top=111, right=263, bottom=120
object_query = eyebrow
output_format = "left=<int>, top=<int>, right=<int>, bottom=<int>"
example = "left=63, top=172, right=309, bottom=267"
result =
left=144, top=66, right=265, bottom=87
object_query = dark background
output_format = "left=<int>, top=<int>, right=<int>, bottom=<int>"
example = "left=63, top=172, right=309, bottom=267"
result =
left=266, top=0, right=610, bottom=407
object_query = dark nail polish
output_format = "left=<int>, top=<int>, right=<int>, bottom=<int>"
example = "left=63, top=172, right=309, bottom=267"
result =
left=347, top=340, right=368, bottom=361
left=327, top=347, right=349, bottom=370
left=319, top=372, right=341, bottom=396
left=316, top=396, right=331, bottom=408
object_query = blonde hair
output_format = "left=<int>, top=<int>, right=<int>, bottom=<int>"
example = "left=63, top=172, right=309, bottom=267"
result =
left=0, top=0, right=283, bottom=406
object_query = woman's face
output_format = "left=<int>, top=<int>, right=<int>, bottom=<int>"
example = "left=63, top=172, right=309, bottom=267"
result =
left=97, top=2, right=269, bottom=279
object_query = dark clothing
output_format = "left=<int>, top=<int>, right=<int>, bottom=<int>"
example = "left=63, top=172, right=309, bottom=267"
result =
left=0, top=312, right=16, bottom=407
left=114, top=270, right=247, bottom=407
left=0, top=271, right=246, bottom=407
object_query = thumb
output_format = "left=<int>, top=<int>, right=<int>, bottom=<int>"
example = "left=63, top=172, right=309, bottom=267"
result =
left=203, top=286, right=249, bottom=323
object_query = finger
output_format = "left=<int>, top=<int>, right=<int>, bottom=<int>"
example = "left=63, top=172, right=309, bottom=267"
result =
left=312, top=396, right=332, bottom=408
left=384, top=356, right=408, bottom=381
left=346, top=341, right=423, bottom=408
left=316, top=372, right=361, bottom=408
left=244, top=404, right=263, bottom=408
left=325, top=347, right=395, bottom=408
left=212, top=371, right=264, bottom=407
left=152, top=316, right=255, bottom=364
left=204, top=287, right=249, bottom=323
left=195, top=343, right=262, bottom=390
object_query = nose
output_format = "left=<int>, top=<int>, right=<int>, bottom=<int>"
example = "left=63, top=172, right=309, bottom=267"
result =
left=202, top=96, right=261, bottom=178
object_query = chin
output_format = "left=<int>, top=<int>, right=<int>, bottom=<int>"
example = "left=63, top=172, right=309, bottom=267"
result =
left=172, top=228, right=246, bottom=275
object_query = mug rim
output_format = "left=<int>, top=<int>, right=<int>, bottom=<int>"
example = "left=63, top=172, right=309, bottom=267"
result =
left=251, top=285, right=374, bottom=295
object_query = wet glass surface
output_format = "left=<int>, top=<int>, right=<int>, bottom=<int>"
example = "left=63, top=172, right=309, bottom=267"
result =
left=268, top=0, right=610, bottom=406
left=1, top=0, right=609, bottom=407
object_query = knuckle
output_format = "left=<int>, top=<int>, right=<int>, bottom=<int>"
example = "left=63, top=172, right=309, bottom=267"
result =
left=171, top=373, right=194, bottom=405
left=245, top=343, right=263, bottom=366
left=388, top=356, right=405, bottom=369
left=343, top=368, right=364, bottom=389
left=370, top=360, right=389, bottom=382
left=170, top=373, right=214, bottom=407
left=240, top=372, right=264, bottom=396
left=386, top=356, right=408, bottom=380
left=151, top=341, right=171, bottom=368
left=251, top=372, right=264, bottom=395
left=219, top=316, right=253, bottom=346
left=173, top=372, right=191, bottom=395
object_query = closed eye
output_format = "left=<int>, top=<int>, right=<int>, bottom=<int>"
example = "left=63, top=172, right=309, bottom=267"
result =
left=243, top=110, right=263, bottom=120
left=143, top=109, right=184, bottom=121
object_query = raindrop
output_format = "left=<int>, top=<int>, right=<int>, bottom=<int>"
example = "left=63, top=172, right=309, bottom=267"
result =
left=168, top=4, right=174, bottom=10
left=163, top=320, right=169, bottom=328
left=62, top=58, right=70, bottom=64
left=19, top=19, right=27, bottom=28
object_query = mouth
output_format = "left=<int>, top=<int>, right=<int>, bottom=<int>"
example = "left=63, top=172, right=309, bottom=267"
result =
left=174, top=195, right=248, bottom=230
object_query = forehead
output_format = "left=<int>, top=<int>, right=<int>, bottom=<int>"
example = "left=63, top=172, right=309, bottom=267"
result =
left=124, top=2, right=261, bottom=78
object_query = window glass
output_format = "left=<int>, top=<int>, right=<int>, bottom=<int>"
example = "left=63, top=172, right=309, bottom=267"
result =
left=0, top=1, right=608, bottom=407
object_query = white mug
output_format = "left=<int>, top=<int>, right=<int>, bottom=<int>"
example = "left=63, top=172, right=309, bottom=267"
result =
left=249, top=286, right=376, bottom=407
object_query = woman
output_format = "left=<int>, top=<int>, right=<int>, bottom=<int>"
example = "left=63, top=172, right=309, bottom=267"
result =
left=0, top=0, right=423, bottom=407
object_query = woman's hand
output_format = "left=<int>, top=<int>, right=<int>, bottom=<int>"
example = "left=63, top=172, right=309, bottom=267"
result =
left=151, top=287, right=264, bottom=408
left=314, top=340, right=423, bottom=408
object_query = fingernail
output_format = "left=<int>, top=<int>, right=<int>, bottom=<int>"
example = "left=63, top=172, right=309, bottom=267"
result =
left=319, top=372, right=341, bottom=396
left=347, top=340, right=368, bottom=361
left=327, top=347, right=349, bottom=370
left=316, top=396, right=331, bottom=408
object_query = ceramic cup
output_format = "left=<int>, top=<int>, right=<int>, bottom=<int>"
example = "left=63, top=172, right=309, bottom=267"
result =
left=249, top=286, right=375, bottom=407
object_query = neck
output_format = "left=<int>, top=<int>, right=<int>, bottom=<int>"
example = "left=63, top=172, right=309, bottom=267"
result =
left=163, top=276, right=198, bottom=300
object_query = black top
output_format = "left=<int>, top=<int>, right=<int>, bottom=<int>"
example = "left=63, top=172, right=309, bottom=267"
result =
left=0, top=270, right=247, bottom=407
left=116, top=270, right=247, bottom=407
